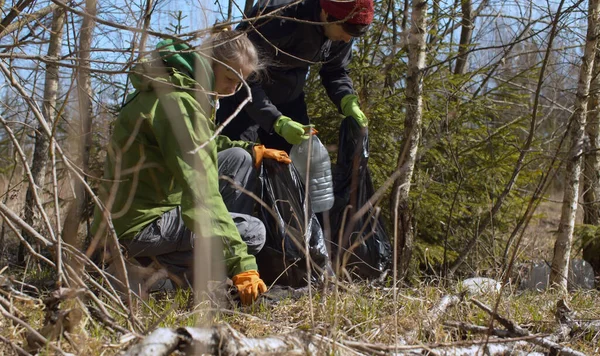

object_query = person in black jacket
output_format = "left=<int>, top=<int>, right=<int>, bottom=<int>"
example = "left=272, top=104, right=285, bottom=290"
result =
left=216, top=0, right=374, bottom=152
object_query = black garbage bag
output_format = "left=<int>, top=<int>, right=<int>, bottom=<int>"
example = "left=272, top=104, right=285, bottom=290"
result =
left=329, top=117, right=392, bottom=279
left=255, top=159, right=333, bottom=287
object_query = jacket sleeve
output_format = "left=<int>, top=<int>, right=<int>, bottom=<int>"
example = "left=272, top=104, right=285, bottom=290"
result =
left=234, top=0, right=293, bottom=131
left=215, top=134, right=253, bottom=152
left=237, top=83, right=282, bottom=133
left=152, top=92, right=258, bottom=277
left=319, top=40, right=356, bottom=111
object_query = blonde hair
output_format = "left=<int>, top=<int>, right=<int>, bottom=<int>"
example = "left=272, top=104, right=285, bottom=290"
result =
left=201, top=25, right=263, bottom=77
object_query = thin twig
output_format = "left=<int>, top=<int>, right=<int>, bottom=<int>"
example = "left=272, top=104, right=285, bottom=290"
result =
left=0, top=334, right=32, bottom=356
left=471, top=298, right=587, bottom=356
left=0, top=303, right=66, bottom=355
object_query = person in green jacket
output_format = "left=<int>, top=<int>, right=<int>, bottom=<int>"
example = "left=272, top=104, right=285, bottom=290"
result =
left=92, top=29, right=290, bottom=305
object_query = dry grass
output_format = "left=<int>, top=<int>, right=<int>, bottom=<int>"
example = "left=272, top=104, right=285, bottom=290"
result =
left=1, top=269, right=599, bottom=355
left=1, top=196, right=599, bottom=355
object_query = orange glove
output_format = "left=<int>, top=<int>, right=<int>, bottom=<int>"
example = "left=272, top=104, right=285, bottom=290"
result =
left=252, top=144, right=292, bottom=168
left=232, top=270, right=267, bottom=305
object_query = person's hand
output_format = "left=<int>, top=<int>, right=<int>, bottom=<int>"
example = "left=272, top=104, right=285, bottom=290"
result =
left=341, top=94, right=368, bottom=127
left=273, top=116, right=312, bottom=145
left=232, top=270, right=267, bottom=305
left=253, top=145, right=292, bottom=168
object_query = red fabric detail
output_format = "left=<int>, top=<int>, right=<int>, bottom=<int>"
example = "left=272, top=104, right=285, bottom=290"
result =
left=320, top=0, right=374, bottom=25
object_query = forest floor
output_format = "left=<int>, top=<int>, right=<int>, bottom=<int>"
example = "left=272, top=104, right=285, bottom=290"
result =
left=0, top=194, right=599, bottom=355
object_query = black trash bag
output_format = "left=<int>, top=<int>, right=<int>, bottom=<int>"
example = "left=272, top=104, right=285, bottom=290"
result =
left=329, top=117, right=392, bottom=279
left=255, top=159, right=333, bottom=287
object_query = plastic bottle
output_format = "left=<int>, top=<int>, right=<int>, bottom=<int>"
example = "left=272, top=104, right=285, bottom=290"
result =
left=290, top=135, right=334, bottom=213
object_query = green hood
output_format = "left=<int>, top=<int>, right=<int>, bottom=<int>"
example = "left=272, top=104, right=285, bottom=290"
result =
left=129, top=39, right=214, bottom=94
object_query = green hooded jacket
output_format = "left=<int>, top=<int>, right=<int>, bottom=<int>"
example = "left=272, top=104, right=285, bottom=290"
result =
left=92, top=40, right=257, bottom=276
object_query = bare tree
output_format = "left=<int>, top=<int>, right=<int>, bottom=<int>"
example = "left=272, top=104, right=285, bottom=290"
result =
left=392, top=0, right=428, bottom=279
left=454, top=0, right=473, bottom=75
left=244, top=0, right=254, bottom=18
left=583, top=47, right=600, bottom=225
left=17, top=8, right=66, bottom=264
left=62, top=0, right=97, bottom=269
left=550, top=0, right=600, bottom=291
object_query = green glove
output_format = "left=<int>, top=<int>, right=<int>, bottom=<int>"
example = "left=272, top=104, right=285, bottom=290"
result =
left=341, top=94, right=368, bottom=127
left=273, top=116, right=311, bottom=145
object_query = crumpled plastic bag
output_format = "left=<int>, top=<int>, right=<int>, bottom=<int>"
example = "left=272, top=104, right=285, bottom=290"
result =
left=329, top=117, right=392, bottom=279
left=255, top=159, right=333, bottom=287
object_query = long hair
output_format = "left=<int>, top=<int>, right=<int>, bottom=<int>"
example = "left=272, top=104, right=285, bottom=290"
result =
left=201, top=26, right=264, bottom=77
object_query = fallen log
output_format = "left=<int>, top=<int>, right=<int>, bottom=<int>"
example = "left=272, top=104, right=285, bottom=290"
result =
left=126, top=323, right=554, bottom=356
left=125, top=324, right=346, bottom=356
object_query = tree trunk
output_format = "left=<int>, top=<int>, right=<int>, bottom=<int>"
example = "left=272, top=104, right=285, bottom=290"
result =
left=243, top=0, right=254, bottom=18
left=227, top=0, right=233, bottom=22
left=550, top=0, right=600, bottom=291
left=401, top=0, right=410, bottom=31
left=384, top=0, right=398, bottom=89
left=62, top=0, right=96, bottom=257
left=448, top=0, right=565, bottom=275
left=454, top=0, right=472, bottom=75
left=391, top=0, right=428, bottom=280
left=17, top=8, right=66, bottom=264
left=583, top=47, right=600, bottom=225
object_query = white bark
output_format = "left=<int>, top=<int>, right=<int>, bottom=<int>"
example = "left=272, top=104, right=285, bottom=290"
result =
left=128, top=325, right=550, bottom=356
left=125, top=325, right=332, bottom=356
left=550, top=0, right=600, bottom=290
left=393, top=0, right=427, bottom=278
left=583, top=47, right=600, bottom=225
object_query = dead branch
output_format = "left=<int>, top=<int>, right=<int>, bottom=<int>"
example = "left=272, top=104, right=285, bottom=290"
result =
left=0, top=294, right=26, bottom=319
left=402, top=292, right=465, bottom=343
left=341, top=335, right=545, bottom=355
left=0, top=114, right=57, bottom=244
left=0, top=303, right=66, bottom=355
left=0, top=4, right=59, bottom=37
left=555, top=298, right=600, bottom=337
left=422, top=293, right=465, bottom=340
left=471, top=298, right=586, bottom=356
left=0, top=0, right=36, bottom=37
left=444, top=320, right=512, bottom=337
left=0, top=58, right=137, bottom=323
left=21, top=288, right=86, bottom=354
left=427, top=293, right=464, bottom=326
left=88, top=305, right=131, bottom=335
left=126, top=323, right=557, bottom=356
left=0, top=334, right=31, bottom=356
left=0, top=210, right=55, bottom=267
left=125, top=325, right=331, bottom=355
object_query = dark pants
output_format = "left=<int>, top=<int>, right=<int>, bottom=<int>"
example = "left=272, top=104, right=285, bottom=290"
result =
left=124, top=148, right=265, bottom=282
left=216, top=93, right=310, bottom=152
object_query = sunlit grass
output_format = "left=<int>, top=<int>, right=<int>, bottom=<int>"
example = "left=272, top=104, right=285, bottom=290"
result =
left=1, top=273, right=600, bottom=355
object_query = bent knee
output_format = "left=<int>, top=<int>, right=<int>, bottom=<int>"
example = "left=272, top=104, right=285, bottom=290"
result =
left=232, top=213, right=266, bottom=255
left=228, top=147, right=253, bottom=166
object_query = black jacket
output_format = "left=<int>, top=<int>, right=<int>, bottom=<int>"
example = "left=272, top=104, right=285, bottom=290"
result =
left=235, top=0, right=356, bottom=132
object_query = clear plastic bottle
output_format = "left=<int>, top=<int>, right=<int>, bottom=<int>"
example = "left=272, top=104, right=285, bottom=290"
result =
left=290, top=135, right=334, bottom=213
